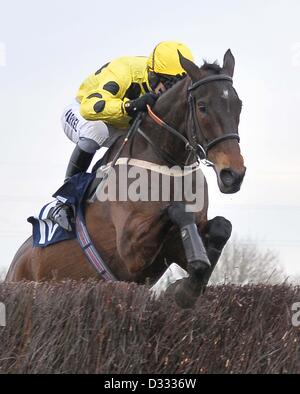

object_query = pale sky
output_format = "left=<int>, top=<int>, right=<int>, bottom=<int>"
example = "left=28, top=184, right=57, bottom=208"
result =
left=0, top=0, right=300, bottom=276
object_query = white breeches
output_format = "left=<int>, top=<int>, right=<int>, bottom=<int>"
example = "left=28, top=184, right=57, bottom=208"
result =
left=61, top=101, right=109, bottom=150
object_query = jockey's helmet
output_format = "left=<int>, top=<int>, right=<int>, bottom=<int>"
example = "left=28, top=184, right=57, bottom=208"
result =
left=147, top=41, right=194, bottom=91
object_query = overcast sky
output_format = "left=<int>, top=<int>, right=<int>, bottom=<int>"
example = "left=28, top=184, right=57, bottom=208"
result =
left=0, top=0, right=300, bottom=277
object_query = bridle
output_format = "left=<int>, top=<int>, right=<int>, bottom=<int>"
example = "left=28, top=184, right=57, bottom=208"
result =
left=188, top=74, right=240, bottom=163
left=137, top=73, right=240, bottom=168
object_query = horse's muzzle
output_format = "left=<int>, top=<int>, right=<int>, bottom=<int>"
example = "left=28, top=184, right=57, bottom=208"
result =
left=219, top=167, right=246, bottom=193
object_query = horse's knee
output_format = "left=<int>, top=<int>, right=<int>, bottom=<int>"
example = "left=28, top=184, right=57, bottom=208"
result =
left=203, top=216, right=232, bottom=250
left=167, top=202, right=195, bottom=227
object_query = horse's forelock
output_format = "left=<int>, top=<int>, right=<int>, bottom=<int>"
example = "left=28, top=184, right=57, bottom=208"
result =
left=201, top=61, right=222, bottom=74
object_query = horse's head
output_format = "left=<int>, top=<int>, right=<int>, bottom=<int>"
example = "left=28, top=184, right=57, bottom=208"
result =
left=179, top=50, right=246, bottom=194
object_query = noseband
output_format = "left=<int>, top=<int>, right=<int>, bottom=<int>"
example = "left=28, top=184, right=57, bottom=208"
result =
left=138, top=73, right=240, bottom=168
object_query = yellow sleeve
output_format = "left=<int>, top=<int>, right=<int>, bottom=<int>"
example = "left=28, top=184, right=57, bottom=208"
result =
left=79, top=58, right=132, bottom=128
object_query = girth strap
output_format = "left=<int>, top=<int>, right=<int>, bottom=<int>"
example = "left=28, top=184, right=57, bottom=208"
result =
left=76, top=215, right=117, bottom=281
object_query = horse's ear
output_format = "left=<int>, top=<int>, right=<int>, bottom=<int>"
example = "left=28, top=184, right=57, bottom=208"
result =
left=222, top=49, right=235, bottom=77
left=178, top=50, right=201, bottom=82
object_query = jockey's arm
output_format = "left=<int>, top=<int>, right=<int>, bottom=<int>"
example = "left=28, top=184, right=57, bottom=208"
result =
left=78, top=59, right=133, bottom=129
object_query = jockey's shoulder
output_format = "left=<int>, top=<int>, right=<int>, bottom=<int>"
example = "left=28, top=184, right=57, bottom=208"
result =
left=105, top=56, right=148, bottom=72
left=88, top=56, right=148, bottom=88
left=77, top=55, right=149, bottom=105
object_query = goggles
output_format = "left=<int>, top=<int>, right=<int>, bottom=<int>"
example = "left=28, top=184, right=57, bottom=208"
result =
left=148, top=71, right=186, bottom=91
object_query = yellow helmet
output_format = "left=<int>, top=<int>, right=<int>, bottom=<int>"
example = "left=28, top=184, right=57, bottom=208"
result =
left=147, top=41, right=194, bottom=76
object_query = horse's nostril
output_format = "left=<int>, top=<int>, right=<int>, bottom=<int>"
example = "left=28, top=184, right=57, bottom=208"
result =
left=220, top=169, right=236, bottom=187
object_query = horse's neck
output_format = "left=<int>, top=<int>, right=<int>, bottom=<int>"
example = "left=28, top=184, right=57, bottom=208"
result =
left=131, top=79, right=190, bottom=165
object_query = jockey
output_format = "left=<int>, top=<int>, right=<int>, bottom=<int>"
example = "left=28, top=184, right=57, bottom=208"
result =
left=49, top=41, right=194, bottom=230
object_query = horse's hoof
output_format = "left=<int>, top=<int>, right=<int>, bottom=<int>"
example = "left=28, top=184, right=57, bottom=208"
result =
left=174, top=280, right=198, bottom=309
left=205, top=217, right=232, bottom=249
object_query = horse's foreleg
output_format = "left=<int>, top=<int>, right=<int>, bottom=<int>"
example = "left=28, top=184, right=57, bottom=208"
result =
left=167, top=203, right=211, bottom=308
left=176, top=217, right=232, bottom=307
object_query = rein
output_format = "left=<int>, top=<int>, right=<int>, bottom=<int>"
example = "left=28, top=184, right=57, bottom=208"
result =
left=137, top=73, right=240, bottom=168
left=137, top=107, right=194, bottom=167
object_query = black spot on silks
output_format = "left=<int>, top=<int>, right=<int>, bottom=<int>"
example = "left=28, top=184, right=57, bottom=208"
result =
left=93, top=100, right=106, bottom=113
left=124, top=83, right=142, bottom=100
left=103, top=81, right=120, bottom=96
left=87, top=93, right=103, bottom=99
left=95, top=62, right=110, bottom=75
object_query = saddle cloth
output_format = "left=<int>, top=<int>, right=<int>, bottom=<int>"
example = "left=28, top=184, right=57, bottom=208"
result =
left=28, top=172, right=95, bottom=247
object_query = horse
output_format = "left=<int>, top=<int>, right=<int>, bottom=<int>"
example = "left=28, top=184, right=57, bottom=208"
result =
left=6, top=50, right=246, bottom=308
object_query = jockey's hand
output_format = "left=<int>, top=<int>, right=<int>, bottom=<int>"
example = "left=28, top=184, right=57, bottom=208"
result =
left=124, top=93, right=158, bottom=117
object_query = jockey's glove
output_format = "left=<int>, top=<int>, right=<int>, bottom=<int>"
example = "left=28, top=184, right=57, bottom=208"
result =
left=124, top=92, right=158, bottom=117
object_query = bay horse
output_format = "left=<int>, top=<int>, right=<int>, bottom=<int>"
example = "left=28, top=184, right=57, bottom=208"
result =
left=6, top=50, right=246, bottom=308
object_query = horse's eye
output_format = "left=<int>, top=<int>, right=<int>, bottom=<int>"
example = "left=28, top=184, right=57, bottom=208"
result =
left=198, top=103, right=207, bottom=114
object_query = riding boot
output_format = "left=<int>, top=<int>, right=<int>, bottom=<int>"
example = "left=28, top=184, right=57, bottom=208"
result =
left=64, top=144, right=95, bottom=182
left=49, top=145, right=95, bottom=231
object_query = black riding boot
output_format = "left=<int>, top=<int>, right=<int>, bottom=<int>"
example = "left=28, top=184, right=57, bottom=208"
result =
left=49, top=145, right=94, bottom=231
left=64, top=145, right=95, bottom=182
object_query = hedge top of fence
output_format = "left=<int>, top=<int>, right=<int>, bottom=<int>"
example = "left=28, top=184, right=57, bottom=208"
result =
left=0, top=281, right=299, bottom=374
